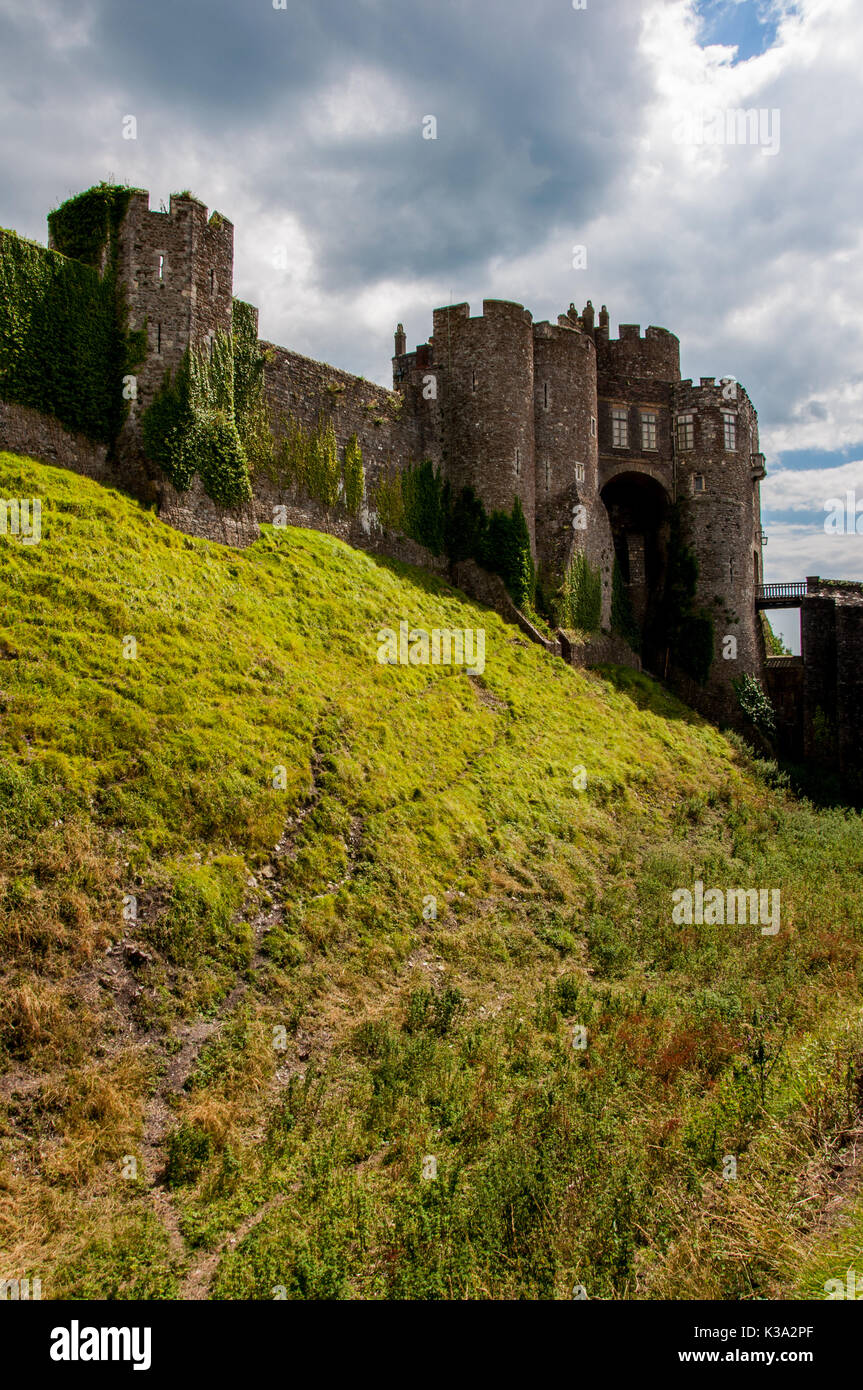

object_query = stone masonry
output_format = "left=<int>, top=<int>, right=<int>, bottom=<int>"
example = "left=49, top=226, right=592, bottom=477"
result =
left=3, top=186, right=861, bottom=796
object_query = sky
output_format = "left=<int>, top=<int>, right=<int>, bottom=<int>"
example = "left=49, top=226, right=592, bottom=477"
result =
left=0, top=0, right=860, bottom=650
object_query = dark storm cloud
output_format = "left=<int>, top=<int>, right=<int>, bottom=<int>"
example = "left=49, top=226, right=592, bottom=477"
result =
left=0, top=0, right=653, bottom=286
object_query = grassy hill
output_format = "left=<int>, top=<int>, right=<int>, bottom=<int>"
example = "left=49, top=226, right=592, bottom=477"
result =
left=1, top=448, right=862, bottom=1301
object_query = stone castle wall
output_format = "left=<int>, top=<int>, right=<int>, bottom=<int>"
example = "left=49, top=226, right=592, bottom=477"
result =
left=6, top=183, right=862, bottom=798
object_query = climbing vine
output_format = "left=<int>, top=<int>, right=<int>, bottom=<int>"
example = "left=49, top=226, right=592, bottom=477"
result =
left=343, top=433, right=365, bottom=515
left=141, top=331, right=252, bottom=508
left=0, top=183, right=143, bottom=443
left=733, top=673, right=776, bottom=740
left=555, top=550, right=602, bottom=633
left=232, top=298, right=274, bottom=473
left=273, top=415, right=365, bottom=514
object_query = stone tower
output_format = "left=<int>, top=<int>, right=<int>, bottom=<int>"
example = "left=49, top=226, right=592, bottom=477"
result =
left=115, top=191, right=235, bottom=436
left=432, top=300, right=537, bottom=545
left=533, top=313, right=613, bottom=624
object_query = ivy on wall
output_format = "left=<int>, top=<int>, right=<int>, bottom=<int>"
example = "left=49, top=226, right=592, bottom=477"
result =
left=270, top=415, right=365, bottom=515
left=555, top=550, right=602, bottom=633
left=141, top=331, right=252, bottom=509
left=0, top=183, right=144, bottom=443
left=232, top=298, right=275, bottom=473
left=372, top=465, right=405, bottom=533
left=733, top=673, right=776, bottom=740
left=372, top=464, right=536, bottom=610
left=343, top=434, right=364, bottom=515
left=47, top=183, right=133, bottom=270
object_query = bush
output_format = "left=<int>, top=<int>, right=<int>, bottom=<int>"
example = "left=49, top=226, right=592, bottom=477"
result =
left=446, top=486, right=488, bottom=562
left=733, top=673, right=776, bottom=740
left=165, top=1121, right=213, bottom=1187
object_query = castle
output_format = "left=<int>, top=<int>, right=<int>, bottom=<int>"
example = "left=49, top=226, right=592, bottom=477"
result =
left=1, top=186, right=861, bottom=795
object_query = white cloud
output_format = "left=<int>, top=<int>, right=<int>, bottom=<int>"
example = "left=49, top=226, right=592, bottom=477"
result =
left=763, top=459, right=863, bottom=513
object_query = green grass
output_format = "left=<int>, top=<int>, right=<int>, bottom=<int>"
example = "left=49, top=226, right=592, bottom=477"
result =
left=1, top=449, right=862, bottom=1300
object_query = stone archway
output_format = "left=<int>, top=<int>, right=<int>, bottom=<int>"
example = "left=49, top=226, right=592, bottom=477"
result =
left=600, top=471, right=670, bottom=667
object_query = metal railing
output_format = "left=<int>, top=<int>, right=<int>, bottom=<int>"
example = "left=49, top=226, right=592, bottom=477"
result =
left=756, top=581, right=808, bottom=601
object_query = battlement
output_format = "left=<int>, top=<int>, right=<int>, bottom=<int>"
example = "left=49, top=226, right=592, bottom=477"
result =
left=432, top=299, right=532, bottom=337
left=597, top=322, right=681, bottom=383
left=534, top=320, right=595, bottom=353
left=674, top=377, right=757, bottom=415
left=123, top=189, right=234, bottom=232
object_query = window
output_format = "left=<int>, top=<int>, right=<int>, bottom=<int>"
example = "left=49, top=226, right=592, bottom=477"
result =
left=515, top=448, right=521, bottom=478
left=158, top=254, right=164, bottom=282
left=543, top=381, right=549, bottom=410
left=575, top=461, right=585, bottom=483
left=156, top=323, right=162, bottom=354
left=611, top=407, right=628, bottom=448
left=545, top=459, right=551, bottom=492
left=677, top=413, right=694, bottom=450
left=590, top=415, right=596, bottom=437
left=641, top=411, right=657, bottom=451
left=209, top=269, right=215, bottom=295
left=472, top=371, right=477, bottom=392
left=693, top=474, right=705, bottom=493
left=723, top=411, right=737, bottom=451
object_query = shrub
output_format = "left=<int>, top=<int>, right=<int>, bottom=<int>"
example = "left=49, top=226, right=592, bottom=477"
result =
left=733, top=673, right=776, bottom=740
left=165, top=1121, right=213, bottom=1187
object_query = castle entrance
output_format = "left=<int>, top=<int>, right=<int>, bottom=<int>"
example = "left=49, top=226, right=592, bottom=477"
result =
left=600, top=471, right=670, bottom=668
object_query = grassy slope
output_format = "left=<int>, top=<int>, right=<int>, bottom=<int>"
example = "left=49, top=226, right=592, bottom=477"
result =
left=1, top=449, right=862, bottom=1301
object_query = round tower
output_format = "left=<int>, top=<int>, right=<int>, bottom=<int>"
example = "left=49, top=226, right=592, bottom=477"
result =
left=672, top=377, right=765, bottom=717
left=533, top=319, right=613, bottom=624
left=432, top=299, right=535, bottom=546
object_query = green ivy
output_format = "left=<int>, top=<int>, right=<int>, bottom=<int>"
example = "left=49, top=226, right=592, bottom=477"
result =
left=556, top=550, right=602, bottom=633
left=371, top=464, right=405, bottom=532
left=273, top=415, right=362, bottom=513
left=232, top=298, right=274, bottom=473
left=484, top=497, right=535, bottom=609
left=373, top=468, right=535, bottom=609
left=445, top=485, right=487, bottom=563
left=343, top=433, right=365, bottom=515
left=733, top=674, right=776, bottom=740
left=141, top=331, right=252, bottom=508
left=47, top=183, right=134, bottom=270
left=308, top=416, right=340, bottom=508
left=402, top=459, right=447, bottom=556
left=0, top=189, right=142, bottom=444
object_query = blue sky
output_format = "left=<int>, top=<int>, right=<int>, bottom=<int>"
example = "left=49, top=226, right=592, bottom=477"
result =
left=694, top=0, right=791, bottom=60
left=0, top=0, right=859, bottom=639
